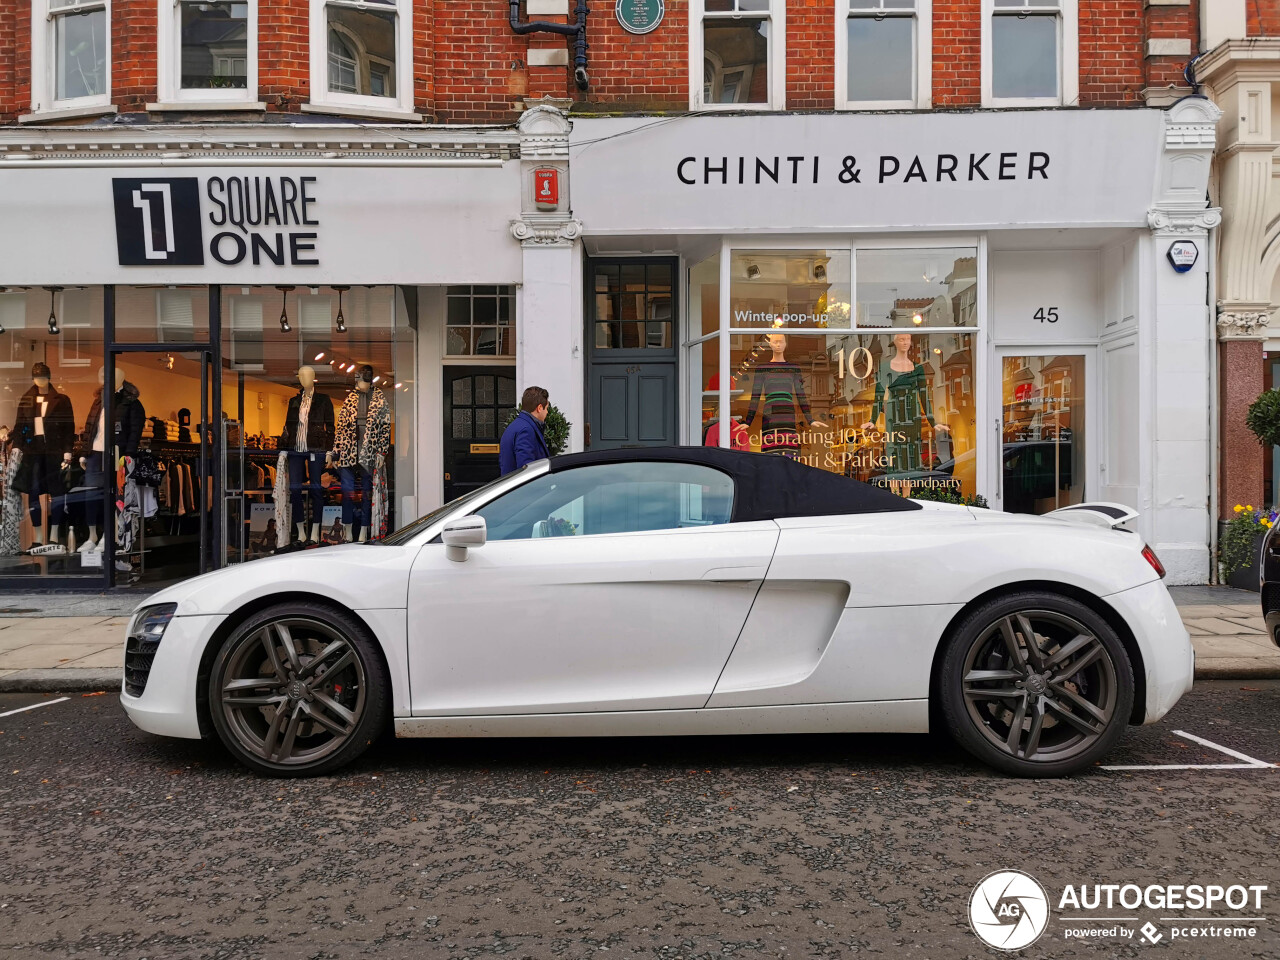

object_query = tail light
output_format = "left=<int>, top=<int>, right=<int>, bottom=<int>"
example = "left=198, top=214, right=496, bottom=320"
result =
left=1142, top=544, right=1166, bottom=579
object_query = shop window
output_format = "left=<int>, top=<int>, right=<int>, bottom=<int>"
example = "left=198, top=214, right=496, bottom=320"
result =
left=837, top=0, right=930, bottom=109
left=445, top=286, right=515, bottom=358
left=0, top=287, right=106, bottom=577
left=727, top=250, right=852, bottom=331
left=311, top=0, right=409, bottom=112
left=855, top=248, right=978, bottom=328
left=691, top=0, right=783, bottom=110
left=221, top=285, right=406, bottom=561
left=30, top=0, right=110, bottom=114
left=984, top=0, right=1077, bottom=106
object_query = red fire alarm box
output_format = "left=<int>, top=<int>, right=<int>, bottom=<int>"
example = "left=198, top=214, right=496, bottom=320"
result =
left=534, top=168, right=559, bottom=210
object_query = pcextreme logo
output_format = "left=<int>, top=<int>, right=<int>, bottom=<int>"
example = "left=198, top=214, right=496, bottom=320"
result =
left=969, top=870, right=1050, bottom=951
left=968, top=870, right=1268, bottom=950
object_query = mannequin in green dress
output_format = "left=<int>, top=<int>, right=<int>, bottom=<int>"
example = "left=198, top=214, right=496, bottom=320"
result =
left=861, top=332, right=949, bottom=473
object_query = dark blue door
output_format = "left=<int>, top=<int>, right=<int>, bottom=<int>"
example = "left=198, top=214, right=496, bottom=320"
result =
left=586, top=259, right=678, bottom=449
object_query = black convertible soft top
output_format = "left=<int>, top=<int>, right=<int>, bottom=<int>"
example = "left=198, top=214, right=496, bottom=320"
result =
left=548, top=447, right=921, bottom=523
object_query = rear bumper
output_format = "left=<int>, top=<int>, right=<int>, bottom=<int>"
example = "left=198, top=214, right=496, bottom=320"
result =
left=1106, top=578, right=1194, bottom=724
left=119, top=614, right=225, bottom=740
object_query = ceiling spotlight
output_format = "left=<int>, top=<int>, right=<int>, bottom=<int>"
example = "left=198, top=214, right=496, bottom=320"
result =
left=911, top=313, right=923, bottom=326
left=44, top=285, right=63, bottom=335
left=394, top=382, right=403, bottom=389
left=372, top=375, right=380, bottom=384
left=276, top=285, right=295, bottom=333
left=746, top=264, right=761, bottom=280
left=314, top=352, right=325, bottom=361
left=933, top=347, right=942, bottom=355
left=332, top=285, right=349, bottom=334
left=813, top=264, right=826, bottom=281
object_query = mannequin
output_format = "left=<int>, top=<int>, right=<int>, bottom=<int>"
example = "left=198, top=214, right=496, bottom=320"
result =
left=281, top=365, right=335, bottom=545
left=741, top=334, right=826, bottom=459
left=73, top=363, right=133, bottom=552
left=14, top=362, right=75, bottom=554
left=330, top=365, right=391, bottom=543
left=862, top=332, right=948, bottom=475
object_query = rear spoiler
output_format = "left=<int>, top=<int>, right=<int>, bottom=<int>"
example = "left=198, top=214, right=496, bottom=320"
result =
left=1045, top=502, right=1140, bottom=530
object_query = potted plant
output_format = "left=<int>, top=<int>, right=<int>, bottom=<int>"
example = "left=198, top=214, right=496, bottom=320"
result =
left=501, top=403, right=571, bottom=456
left=907, top=485, right=990, bottom=509
left=1246, top=388, right=1280, bottom=450
left=1219, top=504, right=1274, bottom=591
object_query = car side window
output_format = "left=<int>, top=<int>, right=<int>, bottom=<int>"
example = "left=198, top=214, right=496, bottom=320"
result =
left=476, top=462, right=735, bottom=542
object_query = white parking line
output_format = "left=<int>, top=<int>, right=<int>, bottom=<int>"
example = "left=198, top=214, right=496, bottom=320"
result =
left=0, top=696, right=69, bottom=718
left=1102, top=729, right=1277, bottom=771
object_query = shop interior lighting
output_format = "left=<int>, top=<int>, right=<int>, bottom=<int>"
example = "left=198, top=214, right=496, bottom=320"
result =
left=911, top=313, right=923, bottom=326
left=314, top=352, right=325, bottom=362
left=746, top=264, right=761, bottom=280
left=372, top=375, right=381, bottom=384
left=813, top=264, right=826, bottom=280
left=44, top=286, right=63, bottom=335
left=332, top=285, right=349, bottom=334
left=276, top=285, right=294, bottom=333
left=933, top=347, right=942, bottom=355
left=0, top=287, right=5, bottom=335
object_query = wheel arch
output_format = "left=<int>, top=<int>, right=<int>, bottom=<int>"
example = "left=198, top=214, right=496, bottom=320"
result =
left=194, top=591, right=393, bottom=739
left=927, top=580, right=1147, bottom=728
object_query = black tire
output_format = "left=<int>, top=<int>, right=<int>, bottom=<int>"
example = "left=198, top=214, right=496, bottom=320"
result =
left=938, top=591, right=1134, bottom=777
left=207, top=601, right=390, bottom=777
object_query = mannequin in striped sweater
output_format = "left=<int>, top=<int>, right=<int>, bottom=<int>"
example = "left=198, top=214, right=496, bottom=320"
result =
left=742, top=334, right=826, bottom=459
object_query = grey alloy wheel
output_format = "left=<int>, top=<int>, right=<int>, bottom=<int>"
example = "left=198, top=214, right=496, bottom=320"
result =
left=940, top=592, right=1134, bottom=776
left=208, top=603, right=388, bottom=776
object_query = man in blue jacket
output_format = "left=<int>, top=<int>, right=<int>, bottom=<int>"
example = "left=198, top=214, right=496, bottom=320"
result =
left=499, top=386, right=551, bottom=475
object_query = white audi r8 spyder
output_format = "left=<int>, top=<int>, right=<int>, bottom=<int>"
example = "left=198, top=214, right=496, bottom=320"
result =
left=119, top=448, right=1193, bottom=778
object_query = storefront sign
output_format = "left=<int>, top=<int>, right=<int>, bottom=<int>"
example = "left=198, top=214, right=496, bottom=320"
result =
left=113, top=175, right=321, bottom=268
left=0, top=163, right=523, bottom=284
left=1166, top=240, right=1198, bottom=273
left=570, top=112, right=1164, bottom=233
left=615, top=0, right=663, bottom=34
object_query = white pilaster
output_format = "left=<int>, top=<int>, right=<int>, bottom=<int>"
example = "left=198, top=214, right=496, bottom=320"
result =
left=513, top=101, right=586, bottom=453
left=1146, top=97, right=1223, bottom=584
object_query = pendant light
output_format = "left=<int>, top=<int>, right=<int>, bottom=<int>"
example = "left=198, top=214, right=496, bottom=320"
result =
left=332, top=285, right=349, bottom=334
left=44, top=286, right=63, bottom=335
left=276, top=285, right=294, bottom=333
left=0, top=286, right=6, bottom=335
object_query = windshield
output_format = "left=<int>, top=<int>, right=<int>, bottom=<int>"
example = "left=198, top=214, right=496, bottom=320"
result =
left=378, top=463, right=537, bottom=546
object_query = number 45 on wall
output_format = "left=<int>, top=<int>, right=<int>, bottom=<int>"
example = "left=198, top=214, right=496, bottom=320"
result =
left=1034, top=307, right=1060, bottom=323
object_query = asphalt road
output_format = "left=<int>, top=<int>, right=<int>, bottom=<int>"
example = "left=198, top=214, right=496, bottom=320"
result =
left=1, top=681, right=1278, bottom=960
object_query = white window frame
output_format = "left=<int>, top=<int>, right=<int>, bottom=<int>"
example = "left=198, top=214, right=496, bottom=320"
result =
left=981, top=0, right=1077, bottom=107
left=689, top=0, right=786, bottom=111
left=30, top=0, right=111, bottom=114
left=309, top=0, right=413, bottom=115
left=157, top=0, right=257, bottom=104
left=835, top=0, right=931, bottom=110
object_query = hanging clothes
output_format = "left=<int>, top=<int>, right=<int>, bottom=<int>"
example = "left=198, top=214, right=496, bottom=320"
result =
left=0, top=442, right=22, bottom=556
left=273, top=450, right=291, bottom=538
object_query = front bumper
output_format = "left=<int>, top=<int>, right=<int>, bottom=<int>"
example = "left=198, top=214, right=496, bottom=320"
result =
left=118, top=614, right=226, bottom=740
left=1106, top=578, right=1194, bottom=724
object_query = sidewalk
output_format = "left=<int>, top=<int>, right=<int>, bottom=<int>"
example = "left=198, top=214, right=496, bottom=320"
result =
left=0, top=586, right=1275, bottom=693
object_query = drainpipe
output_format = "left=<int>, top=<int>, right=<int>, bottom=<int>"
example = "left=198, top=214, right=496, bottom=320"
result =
left=508, top=0, right=590, bottom=90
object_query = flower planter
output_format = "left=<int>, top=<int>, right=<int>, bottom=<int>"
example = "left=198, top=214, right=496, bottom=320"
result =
left=1218, top=522, right=1263, bottom=592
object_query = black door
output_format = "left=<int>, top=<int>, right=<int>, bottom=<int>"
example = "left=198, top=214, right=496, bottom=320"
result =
left=586, top=259, right=678, bottom=449
left=443, top=366, right=515, bottom=502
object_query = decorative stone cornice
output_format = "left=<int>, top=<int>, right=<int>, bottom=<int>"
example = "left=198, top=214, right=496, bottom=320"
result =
left=0, top=121, right=520, bottom=163
left=1148, top=207, right=1222, bottom=235
left=1216, top=308, right=1270, bottom=341
left=510, top=215, right=582, bottom=246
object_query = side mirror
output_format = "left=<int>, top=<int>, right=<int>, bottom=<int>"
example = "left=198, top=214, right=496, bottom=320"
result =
left=442, top=515, right=486, bottom=562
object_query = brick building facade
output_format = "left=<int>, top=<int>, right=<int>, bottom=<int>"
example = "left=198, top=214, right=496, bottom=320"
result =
left=0, top=0, right=1225, bottom=586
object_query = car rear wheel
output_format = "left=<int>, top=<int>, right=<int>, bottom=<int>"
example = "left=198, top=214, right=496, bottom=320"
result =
left=939, top=592, right=1134, bottom=777
left=208, top=602, right=390, bottom=777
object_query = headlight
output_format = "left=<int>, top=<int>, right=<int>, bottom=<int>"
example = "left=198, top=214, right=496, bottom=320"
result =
left=129, top=603, right=178, bottom=642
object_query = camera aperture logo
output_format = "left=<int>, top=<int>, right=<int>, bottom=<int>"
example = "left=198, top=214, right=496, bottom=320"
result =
left=969, top=870, right=1050, bottom=951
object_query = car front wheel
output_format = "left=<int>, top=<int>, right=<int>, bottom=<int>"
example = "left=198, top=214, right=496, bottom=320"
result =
left=939, top=592, right=1134, bottom=777
left=208, top=602, right=390, bottom=777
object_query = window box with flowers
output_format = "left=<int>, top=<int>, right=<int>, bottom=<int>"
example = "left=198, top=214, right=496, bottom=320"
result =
left=1219, top=504, right=1272, bottom=591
